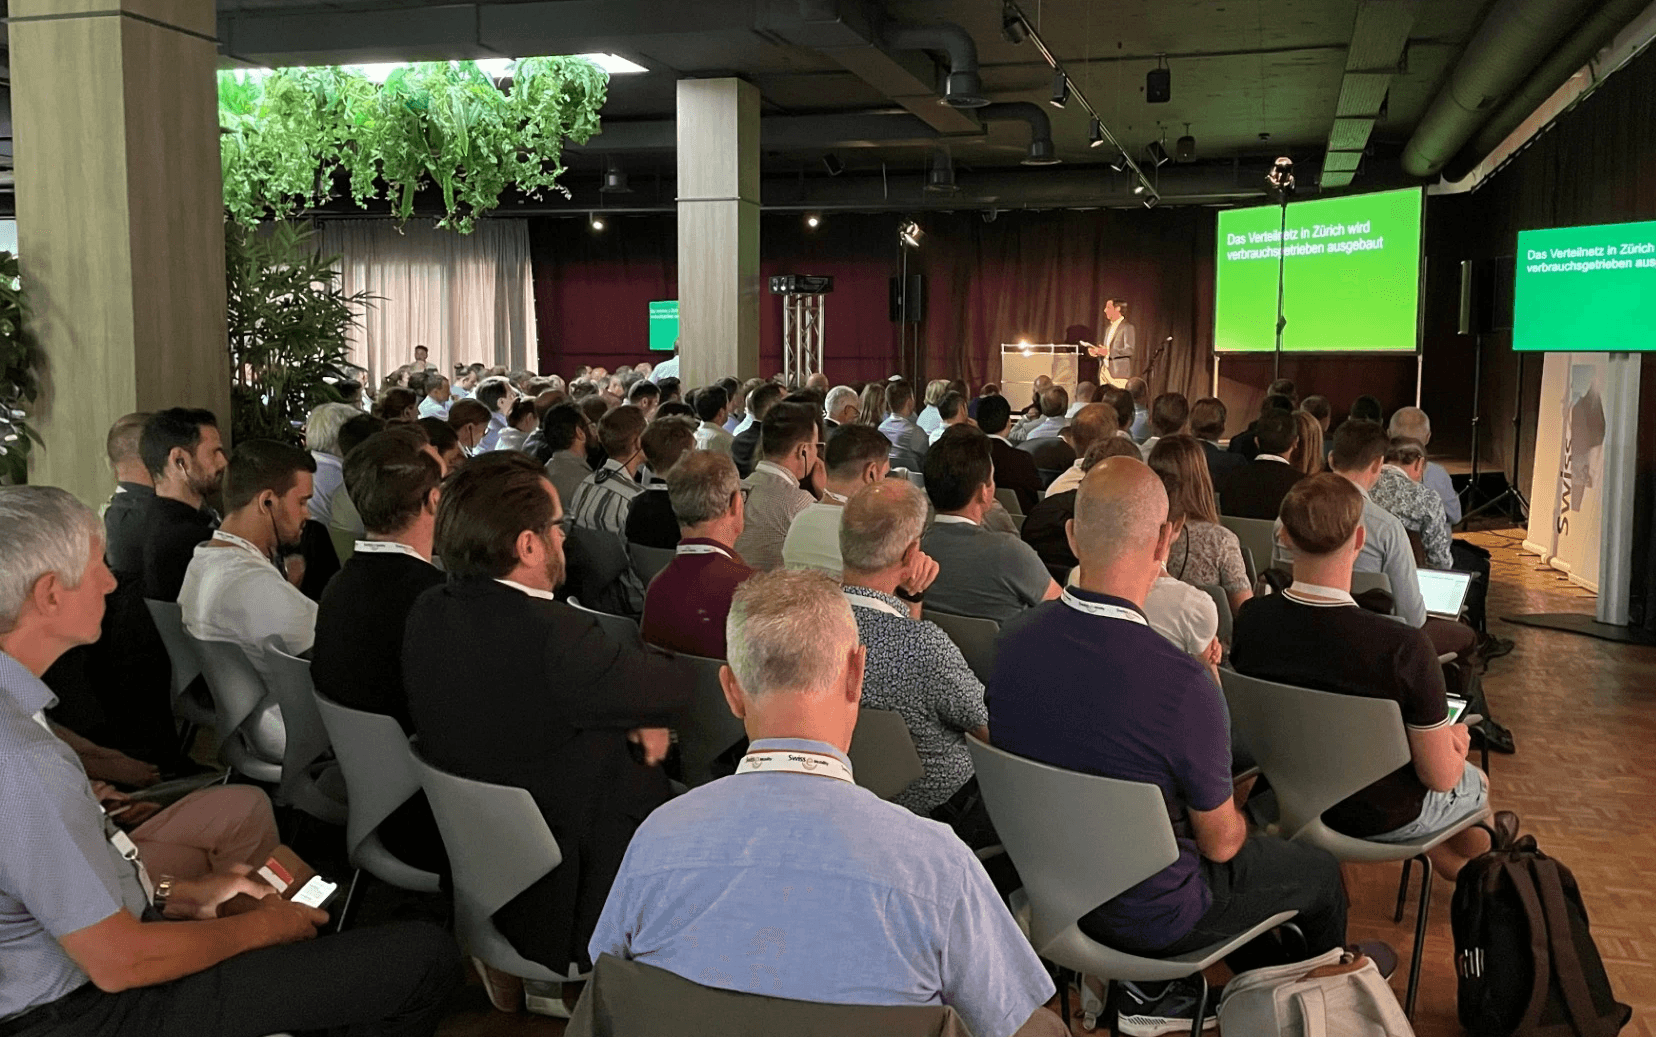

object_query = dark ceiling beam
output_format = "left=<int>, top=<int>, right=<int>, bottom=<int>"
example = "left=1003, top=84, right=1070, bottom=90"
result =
left=570, top=111, right=953, bottom=153
left=1317, top=0, right=1420, bottom=190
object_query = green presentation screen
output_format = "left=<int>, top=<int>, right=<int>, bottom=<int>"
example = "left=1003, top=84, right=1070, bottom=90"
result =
left=1513, top=220, right=1656, bottom=351
left=1214, top=187, right=1423, bottom=354
left=648, top=300, right=679, bottom=352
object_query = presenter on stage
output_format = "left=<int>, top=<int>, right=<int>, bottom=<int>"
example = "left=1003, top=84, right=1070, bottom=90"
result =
left=1085, top=299, right=1136, bottom=385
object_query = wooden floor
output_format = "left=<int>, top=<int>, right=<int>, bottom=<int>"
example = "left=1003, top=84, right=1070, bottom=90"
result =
left=429, top=528, right=1655, bottom=1037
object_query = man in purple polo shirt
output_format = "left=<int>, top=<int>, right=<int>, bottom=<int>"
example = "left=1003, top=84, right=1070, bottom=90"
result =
left=640, top=451, right=754, bottom=659
left=987, top=457, right=1351, bottom=1034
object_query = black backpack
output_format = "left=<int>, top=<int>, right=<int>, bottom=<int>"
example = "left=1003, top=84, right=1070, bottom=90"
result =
left=1452, top=817, right=1630, bottom=1036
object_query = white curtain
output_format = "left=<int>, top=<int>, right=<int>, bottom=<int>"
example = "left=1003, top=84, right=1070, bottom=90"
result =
left=319, top=218, right=537, bottom=386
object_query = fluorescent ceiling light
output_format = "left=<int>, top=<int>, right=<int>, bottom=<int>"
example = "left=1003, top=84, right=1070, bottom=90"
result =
left=578, top=53, right=648, bottom=74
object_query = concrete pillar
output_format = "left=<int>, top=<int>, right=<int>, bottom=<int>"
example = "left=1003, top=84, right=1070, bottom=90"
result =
left=676, top=78, right=760, bottom=387
left=11, top=0, right=230, bottom=504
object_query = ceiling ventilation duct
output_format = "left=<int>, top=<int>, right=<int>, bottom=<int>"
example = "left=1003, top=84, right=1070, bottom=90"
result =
left=881, top=22, right=988, bottom=107
left=979, top=102, right=1061, bottom=166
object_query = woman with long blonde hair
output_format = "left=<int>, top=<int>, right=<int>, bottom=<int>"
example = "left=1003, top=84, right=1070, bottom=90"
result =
left=1147, top=435, right=1253, bottom=615
left=856, top=383, right=886, bottom=426
left=1291, top=409, right=1325, bottom=476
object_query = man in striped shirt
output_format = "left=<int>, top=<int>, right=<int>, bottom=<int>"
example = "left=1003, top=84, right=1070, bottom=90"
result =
left=733, top=402, right=824, bottom=571
left=569, top=405, right=649, bottom=609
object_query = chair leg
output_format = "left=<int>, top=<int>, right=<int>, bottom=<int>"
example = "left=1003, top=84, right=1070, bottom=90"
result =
left=1056, top=966, right=1072, bottom=1032
left=333, top=867, right=363, bottom=932
left=1393, top=858, right=1413, bottom=923
left=1405, top=855, right=1432, bottom=1019
left=1188, top=972, right=1210, bottom=1037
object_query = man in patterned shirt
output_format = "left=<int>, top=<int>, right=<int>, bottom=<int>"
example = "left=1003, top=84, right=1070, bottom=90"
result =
left=733, top=402, right=823, bottom=571
left=839, top=480, right=995, bottom=848
left=1369, top=438, right=1453, bottom=571
left=568, top=405, right=649, bottom=612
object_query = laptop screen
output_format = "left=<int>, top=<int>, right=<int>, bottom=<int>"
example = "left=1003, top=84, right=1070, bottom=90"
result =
left=1417, top=568, right=1473, bottom=617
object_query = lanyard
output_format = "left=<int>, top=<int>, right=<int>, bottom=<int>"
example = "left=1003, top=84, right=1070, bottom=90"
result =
left=845, top=590, right=905, bottom=618
left=212, top=529, right=268, bottom=562
left=1059, top=588, right=1149, bottom=626
left=352, top=540, right=431, bottom=564
left=676, top=543, right=732, bottom=559
left=103, top=808, right=156, bottom=903
left=736, top=748, right=855, bottom=785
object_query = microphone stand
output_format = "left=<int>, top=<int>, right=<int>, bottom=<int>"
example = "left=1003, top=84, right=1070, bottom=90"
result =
left=1142, top=335, right=1173, bottom=388
left=1266, top=158, right=1296, bottom=383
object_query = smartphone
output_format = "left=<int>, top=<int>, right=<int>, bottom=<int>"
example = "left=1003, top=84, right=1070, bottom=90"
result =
left=1444, top=695, right=1469, bottom=725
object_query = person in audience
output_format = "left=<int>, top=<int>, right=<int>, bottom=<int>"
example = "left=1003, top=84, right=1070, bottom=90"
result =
left=915, top=379, right=949, bottom=435
left=1149, top=436, right=1253, bottom=616
left=1125, top=377, right=1151, bottom=442
left=492, top=398, right=537, bottom=453
left=691, top=385, right=735, bottom=455
left=601, top=375, right=627, bottom=410
left=302, top=402, right=358, bottom=531
left=967, top=382, right=999, bottom=421
left=1066, top=381, right=1096, bottom=419
left=1143, top=468, right=1223, bottom=680
left=654, top=375, right=682, bottom=405
left=1302, top=394, right=1332, bottom=434
left=1021, top=438, right=1143, bottom=582
left=416, top=416, right=463, bottom=471
left=1188, top=396, right=1246, bottom=489
left=732, top=382, right=784, bottom=477
left=102, top=413, right=154, bottom=577
left=921, top=427, right=1060, bottom=622
left=447, top=397, right=491, bottom=456
left=375, top=387, right=420, bottom=424
left=824, top=384, right=860, bottom=428
left=1372, top=438, right=1453, bottom=570
left=324, top=414, right=384, bottom=544
left=1226, top=392, right=1292, bottom=460
left=178, top=441, right=317, bottom=656
left=411, top=343, right=434, bottom=372
left=139, top=408, right=227, bottom=603
left=840, top=481, right=999, bottom=845
left=734, top=402, right=823, bottom=571
left=1020, top=386, right=1069, bottom=442
left=540, top=403, right=593, bottom=507
left=591, top=569, right=1063, bottom=1037
left=724, top=378, right=758, bottom=435
left=1099, top=385, right=1136, bottom=439
left=878, top=381, right=930, bottom=472
left=782, top=424, right=890, bottom=577
left=1349, top=394, right=1383, bottom=423
left=0, top=486, right=461, bottom=1037
left=978, top=395, right=1043, bottom=513
left=653, top=400, right=694, bottom=422
left=1218, top=409, right=1303, bottom=519
left=569, top=405, right=647, bottom=537
left=927, top=391, right=971, bottom=444
left=417, top=374, right=451, bottom=419
left=624, top=416, right=697, bottom=550
left=1044, top=403, right=1118, bottom=497
left=475, top=376, right=517, bottom=451
left=1232, top=475, right=1496, bottom=878
left=805, top=370, right=831, bottom=394
left=625, top=379, right=659, bottom=421
left=407, top=452, right=692, bottom=992
left=1291, top=410, right=1325, bottom=476
left=856, top=382, right=886, bottom=426
left=639, top=452, right=754, bottom=659
left=1139, top=392, right=1189, bottom=461
left=990, top=458, right=1354, bottom=1027
left=1388, top=407, right=1459, bottom=524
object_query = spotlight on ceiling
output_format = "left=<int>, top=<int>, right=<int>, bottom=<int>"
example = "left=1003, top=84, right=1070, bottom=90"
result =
left=1175, top=125, right=1196, bottom=163
left=1049, top=70, right=1069, bottom=109
left=600, top=157, right=631, bottom=194
left=1132, top=182, right=1146, bottom=195
left=805, top=214, right=821, bottom=228
left=924, top=148, right=960, bottom=193
left=1143, top=140, right=1170, bottom=167
left=1108, top=152, right=1127, bottom=173
left=589, top=212, right=605, bottom=231
left=1142, top=192, right=1160, bottom=210
left=1146, top=54, right=1170, bottom=103
left=1089, top=118, right=1105, bottom=149
left=899, top=220, right=923, bottom=248
left=1001, top=3, right=1027, bottom=44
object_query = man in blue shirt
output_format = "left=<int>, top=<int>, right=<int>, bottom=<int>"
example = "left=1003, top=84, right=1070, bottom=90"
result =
left=987, top=458, right=1351, bottom=1033
left=878, top=381, right=931, bottom=473
left=475, top=376, right=518, bottom=451
left=590, top=569, right=1062, bottom=1037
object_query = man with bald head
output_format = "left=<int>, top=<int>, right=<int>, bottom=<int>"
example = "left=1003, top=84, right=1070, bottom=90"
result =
left=988, top=457, right=1351, bottom=1031
left=805, top=371, right=831, bottom=394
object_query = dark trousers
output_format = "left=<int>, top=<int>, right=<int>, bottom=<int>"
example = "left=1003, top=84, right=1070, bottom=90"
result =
left=1451, top=539, right=1492, bottom=634
left=19, top=922, right=460, bottom=1037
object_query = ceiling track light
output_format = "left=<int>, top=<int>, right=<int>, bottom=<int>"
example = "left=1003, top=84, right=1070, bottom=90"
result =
left=1089, top=118, right=1105, bottom=148
left=1049, top=69, right=1069, bottom=109
left=1001, top=2, right=1027, bottom=44
left=805, top=214, right=821, bottom=228
left=589, top=212, right=605, bottom=231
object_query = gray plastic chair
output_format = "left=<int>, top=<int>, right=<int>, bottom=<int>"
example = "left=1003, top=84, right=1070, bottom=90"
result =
left=675, top=654, right=747, bottom=788
left=846, top=708, right=924, bottom=802
left=567, top=596, right=643, bottom=647
left=1238, top=545, right=1258, bottom=586
left=258, top=643, right=347, bottom=827
left=412, top=747, right=581, bottom=984
left=1219, top=670, right=1490, bottom=1017
left=994, top=487, right=1024, bottom=518
left=1197, top=584, right=1233, bottom=647
left=144, top=599, right=215, bottom=731
left=628, top=542, right=676, bottom=585
left=1220, top=516, right=1277, bottom=581
left=312, top=690, right=442, bottom=926
left=191, top=637, right=286, bottom=784
left=921, top=608, right=1000, bottom=685
left=1351, top=570, right=1394, bottom=598
left=966, top=735, right=1294, bottom=1035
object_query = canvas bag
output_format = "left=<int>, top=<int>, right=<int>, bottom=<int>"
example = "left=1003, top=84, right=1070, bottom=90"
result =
left=1219, top=947, right=1414, bottom=1037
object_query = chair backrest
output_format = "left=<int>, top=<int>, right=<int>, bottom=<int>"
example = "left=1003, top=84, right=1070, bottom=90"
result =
left=144, top=598, right=200, bottom=700
left=257, top=642, right=345, bottom=821
left=846, top=708, right=924, bottom=801
left=1218, top=670, right=1412, bottom=840
left=328, top=524, right=357, bottom=565
left=1351, top=570, right=1393, bottom=597
left=629, top=542, right=677, bottom=585
left=193, top=636, right=277, bottom=743
left=313, top=690, right=439, bottom=889
left=921, top=609, right=1000, bottom=685
left=1238, top=544, right=1258, bottom=586
left=567, top=596, right=643, bottom=647
left=994, top=487, right=1023, bottom=518
left=1220, top=516, right=1278, bottom=580
left=965, top=735, right=1178, bottom=953
left=675, top=654, right=747, bottom=788
left=1197, top=584, right=1233, bottom=646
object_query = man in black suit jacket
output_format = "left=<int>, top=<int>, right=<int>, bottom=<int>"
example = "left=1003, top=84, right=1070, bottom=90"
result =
left=977, top=395, right=1043, bottom=512
left=406, top=452, right=693, bottom=979
left=1219, top=409, right=1305, bottom=519
left=1228, top=383, right=1297, bottom=460
left=731, top=383, right=784, bottom=478
left=1190, top=397, right=1248, bottom=489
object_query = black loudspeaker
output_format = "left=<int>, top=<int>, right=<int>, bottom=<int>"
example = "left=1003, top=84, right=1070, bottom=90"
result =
left=1457, top=257, right=1516, bottom=335
left=1458, top=260, right=1477, bottom=335
left=1146, top=67, right=1171, bottom=104
left=889, top=274, right=926, bottom=324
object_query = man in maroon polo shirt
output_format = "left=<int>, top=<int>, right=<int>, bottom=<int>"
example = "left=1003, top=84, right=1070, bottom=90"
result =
left=640, top=451, right=754, bottom=659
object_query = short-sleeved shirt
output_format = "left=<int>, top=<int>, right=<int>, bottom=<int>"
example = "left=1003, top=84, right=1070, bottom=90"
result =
left=781, top=498, right=846, bottom=577
left=1370, top=466, right=1453, bottom=570
left=1230, top=585, right=1450, bottom=837
left=1168, top=521, right=1250, bottom=596
left=588, top=737, right=1054, bottom=1037
left=922, top=517, right=1052, bottom=623
left=1144, top=574, right=1219, bottom=657
left=988, top=589, right=1233, bottom=954
left=845, top=587, right=987, bottom=814
left=639, top=539, right=756, bottom=659
left=178, top=531, right=319, bottom=655
left=0, top=651, right=150, bottom=1022
left=1274, top=489, right=1427, bottom=628
left=733, top=462, right=815, bottom=572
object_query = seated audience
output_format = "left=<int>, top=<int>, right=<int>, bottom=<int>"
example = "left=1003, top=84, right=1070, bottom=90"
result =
left=1138, top=392, right=1189, bottom=461
left=734, top=402, right=823, bottom=571
left=1232, top=475, right=1494, bottom=878
left=447, top=397, right=491, bottom=456
left=324, top=413, right=384, bottom=545
left=375, top=387, right=420, bottom=423
left=840, top=482, right=997, bottom=847
left=590, top=569, right=1062, bottom=1037
left=824, top=384, right=861, bottom=428
left=927, top=391, right=971, bottom=444
left=921, top=427, right=1060, bottom=623
left=1372, top=437, right=1453, bottom=570
left=1143, top=469, right=1223, bottom=681
left=878, top=381, right=930, bottom=472
left=1066, top=380, right=1097, bottom=418
left=1349, top=394, right=1384, bottom=423
left=732, top=383, right=784, bottom=476
left=989, top=458, right=1351, bottom=1027
left=726, top=378, right=761, bottom=435
left=139, top=408, right=227, bottom=603
left=569, top=405, right=650, bottom=611
left=416, top=416, right=463, bottom=471
left=1189, top=396, right=1247, bottom=489
left=978, top=395, right=1043, bottom=512
left=625, top=379, right=660, bottom=421
left=916, top=379, right=949, bottom=434
left=540, top=403, right=593, bottom=506
left=178, top=441, right=318, bottom=656
left=1302, top=394, right=1332, bottom=434
left=1218, top=409, right=1304, bottom=519
left=407, top=452, right=692, bottom=985
left=856, top=382, right=886, bottom=426
left=1388, top=406, right=1460, bottom=524
left=1020, top=386, right=1070, bottom=442
left=1043, top=403, right=1118, bottom=497
left=0, top=485, right=459, bottom=1037
left=418, top=374, right=451, bottom=419
left=655, top=375, right=682, bottom=405
left=692, top=386, right=735, bottom=455
left=1148, top=436, right=1253, bottom=616
left=1021, top=438, right=1142, bottom=582
left=640, top=452, right=755, bottom=659
left=475, top=376, right=517, bottom=450
left=1291, top=409, right=1325, bottom=476
left=303, top=402, right=359, bottom=530
left=1126, top=377, right=1151, bottom=441
left=495, top=398, right=539, bottom=453
left=624, top=416, right=697, bottom=550
left=102, top=412, right=153, bottom=577
left=1227, top=383, right=1295, bottom=459
left=782, top=424, right=890, bottom=577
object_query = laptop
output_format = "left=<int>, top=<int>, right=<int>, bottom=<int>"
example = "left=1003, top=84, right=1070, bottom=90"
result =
left=1417, top=568, right=1474, bottom=620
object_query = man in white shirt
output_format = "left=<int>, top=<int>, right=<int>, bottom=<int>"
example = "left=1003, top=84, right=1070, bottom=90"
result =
left=649, top=348, right=680, bottom=383
left=1043, top=403, right=1118, bottom=497
left=179, top=440, right=318, bottom=656
left=783, top=424, right=890, bottom=577
left=302, top=402, right=359, bottom=531
left=417, top=376, right=452, bottom=419
left=475, top=377, right=518, bottom=452
left=927, top=391, right=971, bottom=445
left=692, top=385, right=735, bottom=455
left=735, top=402, right=824, bottom=571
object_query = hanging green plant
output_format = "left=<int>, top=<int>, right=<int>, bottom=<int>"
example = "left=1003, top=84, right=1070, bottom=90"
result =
left=0, top=251, right=44, bottom=484
left=219, top=57, right=608, bottom=232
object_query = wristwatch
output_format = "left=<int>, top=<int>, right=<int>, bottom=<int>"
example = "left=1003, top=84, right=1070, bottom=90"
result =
left=894, top=587, right=926, bottom=604
left=153, top=877, right=175, bottom=915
